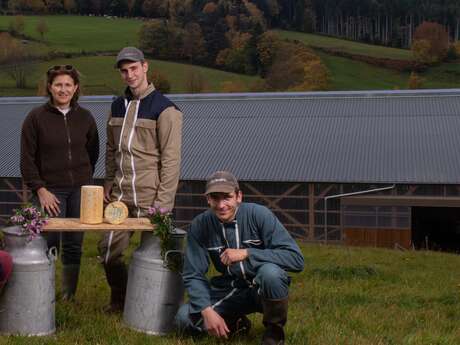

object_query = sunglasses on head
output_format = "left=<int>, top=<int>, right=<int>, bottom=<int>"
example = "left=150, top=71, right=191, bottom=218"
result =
left=47, top=65, right=75, bottom=74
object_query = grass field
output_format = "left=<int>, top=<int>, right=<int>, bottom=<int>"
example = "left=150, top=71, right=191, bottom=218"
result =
left=421, top=62, right=460, bottom=89
left=317, top=51, right=409, bottom=90
left=275, top=30, right=413, bottom=61
left=275, top=30, right=460, bottom=91
left=318, top=51, right=460, bottom=91
left=1, top=234, right=460, bottom=345
left=0, top=15, right=142, bottom=53
left=0, top=56, right=262, bottom=96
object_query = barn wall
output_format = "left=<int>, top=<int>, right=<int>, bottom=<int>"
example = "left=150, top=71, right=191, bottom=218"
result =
left=2, top=177, right=460, bottom=245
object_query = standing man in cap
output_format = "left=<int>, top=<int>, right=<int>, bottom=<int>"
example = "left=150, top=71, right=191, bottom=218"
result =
left=99, top=47, right=182, bottom=312
left=176, top=171, right=304, bottom=345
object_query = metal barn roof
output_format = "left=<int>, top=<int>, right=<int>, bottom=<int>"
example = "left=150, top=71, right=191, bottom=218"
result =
left=0, top=89, right=459, bottom=184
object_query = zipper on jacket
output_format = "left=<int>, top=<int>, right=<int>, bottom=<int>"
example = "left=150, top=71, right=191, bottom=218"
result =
left=221, top=224, right=232, bottom=276
left=63, top=114, right=74, bottom=186
left=234, top=221, right=250, bottom=284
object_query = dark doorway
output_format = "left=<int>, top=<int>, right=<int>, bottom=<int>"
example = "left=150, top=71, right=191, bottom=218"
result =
left=412, top=207, right=460, bottom=252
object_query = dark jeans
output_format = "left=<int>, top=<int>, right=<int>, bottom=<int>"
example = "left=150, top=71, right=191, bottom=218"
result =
left=175, top=263, right=290, bottom=333
left=34, top=188, right=84, bottom=266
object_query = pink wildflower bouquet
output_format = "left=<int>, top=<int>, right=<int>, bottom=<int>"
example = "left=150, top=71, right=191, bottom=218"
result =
left=10, top=204, right=48, bottom=240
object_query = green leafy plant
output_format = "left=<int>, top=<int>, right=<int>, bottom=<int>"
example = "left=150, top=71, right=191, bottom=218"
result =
left=147, top=204, right=182, bottom=272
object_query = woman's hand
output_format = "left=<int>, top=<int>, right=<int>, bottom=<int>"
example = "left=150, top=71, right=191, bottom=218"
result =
left=37, top=187, right=61, bottom=217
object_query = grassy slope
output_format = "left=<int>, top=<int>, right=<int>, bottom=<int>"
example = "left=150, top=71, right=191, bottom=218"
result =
left=0, top=15, right=142, bottom=53
left=275, top=30, right=413, bottom=61
left=317, top=51, right=409, bottom=90
left=0, top=16, right=260, bottom=95
left=421, top=62, right=460, bottom=89
left=2, top=235, right=460, bottom=345
left=278, top=30, right=460, bottom=90
left=0, top=56, right=261, bottom=96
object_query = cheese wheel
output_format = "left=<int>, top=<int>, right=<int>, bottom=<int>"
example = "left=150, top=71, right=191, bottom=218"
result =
left=80, top=185, right=104, bottom=224
left=104, top=201, right=129, bottom=225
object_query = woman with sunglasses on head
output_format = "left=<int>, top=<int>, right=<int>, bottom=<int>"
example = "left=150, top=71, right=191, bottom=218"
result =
left=20, top=65, right=99, bottom=300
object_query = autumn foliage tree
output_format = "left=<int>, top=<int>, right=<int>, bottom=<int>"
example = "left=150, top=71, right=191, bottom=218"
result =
left=150, top=71, right=171, bottom=94
left=139, top=19, right=184, bottom=60
left=8, top=15, right=25, bottom=36
left=265, top=41, right=329, bottom=91
left=216, top=31, right=253, bottom=73
left=183, top=22, right=207, bottom=64
left=0, top=32, right=36, bottom=89
left=407, top=71, right=424, bottom=89
left=220, top=80, right=247, bottom=92
left=256, top=31, right=281, bottom=76
left=412, top=22, right=449, bottom=64
left=36, top=18, right=49, bottom=40
left=184, top=68, right=208, bottom=93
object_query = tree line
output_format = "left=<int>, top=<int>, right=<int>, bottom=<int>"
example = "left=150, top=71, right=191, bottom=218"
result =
left=310, top=0, right=460, bottom=48
left=137, top=1, right=329, bottom=91
left=3, top=0, right=460, bottom=49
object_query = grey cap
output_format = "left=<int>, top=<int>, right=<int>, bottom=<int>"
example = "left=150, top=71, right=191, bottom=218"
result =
left=115, top=47, right=144, bottom=68
left=205, top=171, right=239, bottom=195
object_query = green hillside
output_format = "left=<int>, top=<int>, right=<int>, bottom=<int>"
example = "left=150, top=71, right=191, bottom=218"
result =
left=275, top=30, right=413, bottom=61
left=0, top=56, right=262, bottom=96
left=0, top=15, right=142, bottom=53
left=317, top=52, right=408, bottom=90
left=278, top=30, right=460, bottom=90
left=0, top=16, right=261, bottom=96
left=1, top=16, right=460, bottom=95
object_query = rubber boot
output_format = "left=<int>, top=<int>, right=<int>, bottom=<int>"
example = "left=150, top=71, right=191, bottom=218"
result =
left=103, top=261, right=128, bottom=313
left=261, top=298, right=288, bottom=345
left=61, top=264, right=80, bottom=301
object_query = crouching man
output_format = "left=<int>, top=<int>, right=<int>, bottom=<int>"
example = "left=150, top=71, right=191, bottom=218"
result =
left=176, top=171, right=304, bottom=345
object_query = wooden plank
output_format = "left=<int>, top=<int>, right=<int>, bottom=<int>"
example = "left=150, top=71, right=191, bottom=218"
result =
left=44, top=218, right=154, bottom=232
left=344, top=227, right=411, bottom=249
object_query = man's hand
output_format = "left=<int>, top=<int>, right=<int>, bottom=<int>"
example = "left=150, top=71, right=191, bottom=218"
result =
left=37, top=187, right=60, bottom=217
left=201, top=307, right=229, bottom=338
left=220, top=248, right=248, bottom=266
left=103, top=180, right=113, bottom=203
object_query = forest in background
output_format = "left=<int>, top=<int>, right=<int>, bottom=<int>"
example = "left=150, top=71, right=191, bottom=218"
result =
left=1, top=1, right=460, bottom=93
left=3, top=0, right=460, bottom=48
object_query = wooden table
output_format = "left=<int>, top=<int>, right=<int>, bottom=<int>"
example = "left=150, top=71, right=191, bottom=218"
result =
left=43, top=218, right=154, bottom=232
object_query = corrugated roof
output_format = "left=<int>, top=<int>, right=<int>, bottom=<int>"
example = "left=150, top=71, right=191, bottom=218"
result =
left=1, top=89, right=460, bottom=183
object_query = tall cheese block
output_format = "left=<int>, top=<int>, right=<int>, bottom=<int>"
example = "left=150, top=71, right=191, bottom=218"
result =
left=80, top=186, right=103, bottom=224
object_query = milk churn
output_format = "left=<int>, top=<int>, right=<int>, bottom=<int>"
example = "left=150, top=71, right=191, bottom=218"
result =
left=123, top=228, right=186, bottom=335
left=0, top=226, right=56, bottom=336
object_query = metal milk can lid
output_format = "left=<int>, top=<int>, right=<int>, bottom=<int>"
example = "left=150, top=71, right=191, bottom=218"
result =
left=170, top=228, right=186, bottom=238
left=1, top=225, right=27, bottom=237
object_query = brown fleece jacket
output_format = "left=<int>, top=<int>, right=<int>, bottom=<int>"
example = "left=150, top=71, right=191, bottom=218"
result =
left=20, top=102, right=99, bottom=192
